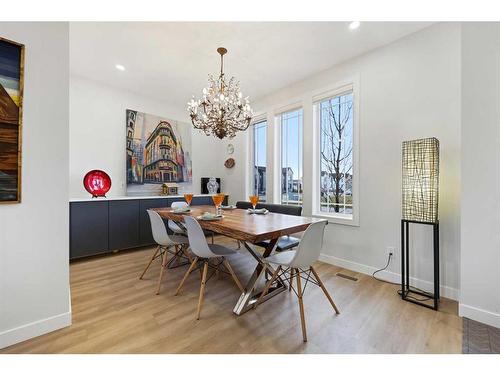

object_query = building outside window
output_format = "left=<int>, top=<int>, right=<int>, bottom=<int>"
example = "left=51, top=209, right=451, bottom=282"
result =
left=318, top=89, right=354, bottom=217
left=252, top=119, right=267, bottom=201
left=280, top=109, right=303, bottom=206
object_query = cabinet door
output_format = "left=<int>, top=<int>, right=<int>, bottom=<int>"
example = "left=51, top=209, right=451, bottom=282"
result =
left=70, top=201, right=109, bottom=259
left=139, top=198, right=169, bottom=246
left=109, top=200, right=140, bottom=250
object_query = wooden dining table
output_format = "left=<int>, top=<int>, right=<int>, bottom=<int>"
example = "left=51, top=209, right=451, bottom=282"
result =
left=153, top=205, right=324, bottom=315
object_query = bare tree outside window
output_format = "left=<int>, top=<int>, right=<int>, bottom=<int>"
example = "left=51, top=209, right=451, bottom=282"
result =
left=319, top=92, right=354, bottom=215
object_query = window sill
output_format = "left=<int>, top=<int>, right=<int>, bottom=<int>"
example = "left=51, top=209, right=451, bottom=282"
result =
left=312, top=212, right=359, bottom=227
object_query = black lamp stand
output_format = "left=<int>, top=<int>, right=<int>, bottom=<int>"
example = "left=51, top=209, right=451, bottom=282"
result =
left=400, top=219, right=440, bottom=310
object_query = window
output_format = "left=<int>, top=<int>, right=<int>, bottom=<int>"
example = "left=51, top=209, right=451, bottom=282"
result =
left=280, top=109, right=303, bottom=206
left=252, top=120, right=267, bottom=201
left=318, top=89, right=354, bottom=218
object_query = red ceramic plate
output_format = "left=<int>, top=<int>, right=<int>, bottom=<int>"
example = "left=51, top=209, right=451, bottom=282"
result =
left=83, top=170, right=111, bottom=198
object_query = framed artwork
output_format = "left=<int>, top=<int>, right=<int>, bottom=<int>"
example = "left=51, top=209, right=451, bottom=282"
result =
left=126, top=109, right=193, bottom=196
left=0, top=37, right=24, bottom=203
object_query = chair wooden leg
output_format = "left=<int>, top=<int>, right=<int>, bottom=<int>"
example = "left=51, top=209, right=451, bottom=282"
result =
left=139, top=246, right=160, bottom=279
left=183, top=245, right=194, bottom=264
left=295, top=268, right=307, bottom=342
left=254, top=265, right=281, bottom=309
left=196, top=261, right=209, bottom=320
left=156, top=248, right=169, bottom=295
left=289, top=268, right=295, bottom=291
left=175, top=257, right=198, bottom=296
left=236, top=240, right=241, bottom=249
left=310, top=266, right=340, bottom=314
left=223, top=258, right=244, bottom=293
left=211, top=233, right=215, bottom=244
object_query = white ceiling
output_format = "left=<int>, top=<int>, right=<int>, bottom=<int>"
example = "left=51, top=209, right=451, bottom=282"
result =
left=70, top=22, right=432, bottom=109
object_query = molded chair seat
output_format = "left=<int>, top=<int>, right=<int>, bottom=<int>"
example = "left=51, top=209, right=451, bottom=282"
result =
left=256, top=236, right=301, bottom=252
left=169, top=234, right=189, bottom=244
left=262, top=250, right=296, bottom=266
left=168, top=221, right=185, bottom=234
left=207, top=243, right=238, bottom=256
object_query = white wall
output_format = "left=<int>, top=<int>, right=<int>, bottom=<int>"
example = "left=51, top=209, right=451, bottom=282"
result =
left=0, top=23, right=70, bottom=348
left=251, top=23, right=462, bottom=298
left=68, top=23, right=464, bottom=302
left=460, top=23, right=500, bottom=327
left=70, top=76, right=245, bottom=204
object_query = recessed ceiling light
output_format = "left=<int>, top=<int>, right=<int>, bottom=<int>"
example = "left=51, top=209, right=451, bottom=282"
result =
left=115, top=64, right=126, bottom=71
left=349, top=21, right=360, bottom=30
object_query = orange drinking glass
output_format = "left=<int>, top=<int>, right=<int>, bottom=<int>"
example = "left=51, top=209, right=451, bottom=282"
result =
left=212, top=194, right=225, bottom=215
left=249, top=195, right=259, bottom=210
left=184, top=193, right=193, bottom=206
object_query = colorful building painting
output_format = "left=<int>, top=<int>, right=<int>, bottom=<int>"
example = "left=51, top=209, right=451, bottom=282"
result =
left=126, top=110, right=192, bottom=196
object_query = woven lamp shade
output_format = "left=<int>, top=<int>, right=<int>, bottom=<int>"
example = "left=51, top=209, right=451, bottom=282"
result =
left=402, top=137, right=439, bottom=223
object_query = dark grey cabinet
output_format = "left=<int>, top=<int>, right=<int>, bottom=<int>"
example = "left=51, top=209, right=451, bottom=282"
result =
left=69, top=195, right=227, bottom=260
left=70, top=201, right=109, bottom=259
left=108, top=200, right=140, bottom=250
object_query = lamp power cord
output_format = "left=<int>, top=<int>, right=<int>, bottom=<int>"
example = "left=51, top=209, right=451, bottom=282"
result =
left=372, top=252, right=431, bottom=302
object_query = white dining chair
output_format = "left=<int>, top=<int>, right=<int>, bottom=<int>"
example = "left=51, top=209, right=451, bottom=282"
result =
left=139, top=210, right=193, bottom=295
left=175, top=215, right=244, bottom=320
left=169, top=201, right=215, bottom=243
left=254, top=220, right=340, bottom=342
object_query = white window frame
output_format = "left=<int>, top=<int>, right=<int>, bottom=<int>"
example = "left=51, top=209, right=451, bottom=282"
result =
left=276, top=106, right=304, bottom=206
left=252, top=118, right=268, bottom=201
left=248, top=114, right=267, bottom=201
left=312, top=80, right=359, bottom=226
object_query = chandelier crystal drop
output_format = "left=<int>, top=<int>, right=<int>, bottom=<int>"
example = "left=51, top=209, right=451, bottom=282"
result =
left=188, top=47, right=253, bottom=139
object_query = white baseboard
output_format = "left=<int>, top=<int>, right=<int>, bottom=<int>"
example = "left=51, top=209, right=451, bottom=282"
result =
left=0, top=311, right=71, bottom=350
left=319, top=253, right=459, bottom=301
left=459, top=303, right=500, bottom=329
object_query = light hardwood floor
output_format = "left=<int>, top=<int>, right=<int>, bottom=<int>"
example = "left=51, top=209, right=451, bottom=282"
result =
left=1, top=237, right=462, bottom=353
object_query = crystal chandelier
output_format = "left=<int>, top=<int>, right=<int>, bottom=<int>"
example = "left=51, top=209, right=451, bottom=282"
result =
left=188, top=47, right=253, bottom=139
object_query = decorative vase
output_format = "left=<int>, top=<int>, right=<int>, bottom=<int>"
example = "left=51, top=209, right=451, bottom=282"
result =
left=207, top=177, right=219, bottom=194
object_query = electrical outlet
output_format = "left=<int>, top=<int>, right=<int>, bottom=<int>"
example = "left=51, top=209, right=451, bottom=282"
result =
left=387, top=246, right=396, bottom=259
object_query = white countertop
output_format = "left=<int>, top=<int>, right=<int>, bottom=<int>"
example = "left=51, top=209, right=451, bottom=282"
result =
left=69, top=194, right=217, bottom=203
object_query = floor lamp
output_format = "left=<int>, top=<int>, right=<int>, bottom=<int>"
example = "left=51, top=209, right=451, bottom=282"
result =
left=401, top=137, right=440, bottom=310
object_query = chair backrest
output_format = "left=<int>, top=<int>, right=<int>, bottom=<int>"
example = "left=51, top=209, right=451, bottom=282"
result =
left=147, top=209, right=174, bottom=246
left=259, top=203, right=302, bottom=216
left=236, top=201, right=252, bottom=210
left=183, top=216, right=215, bottom=258
left=168, top=201, right=188, bottom=232
left=289, top=220, right=327, bottom=268
left=235, top=201, right=302, bottom=216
